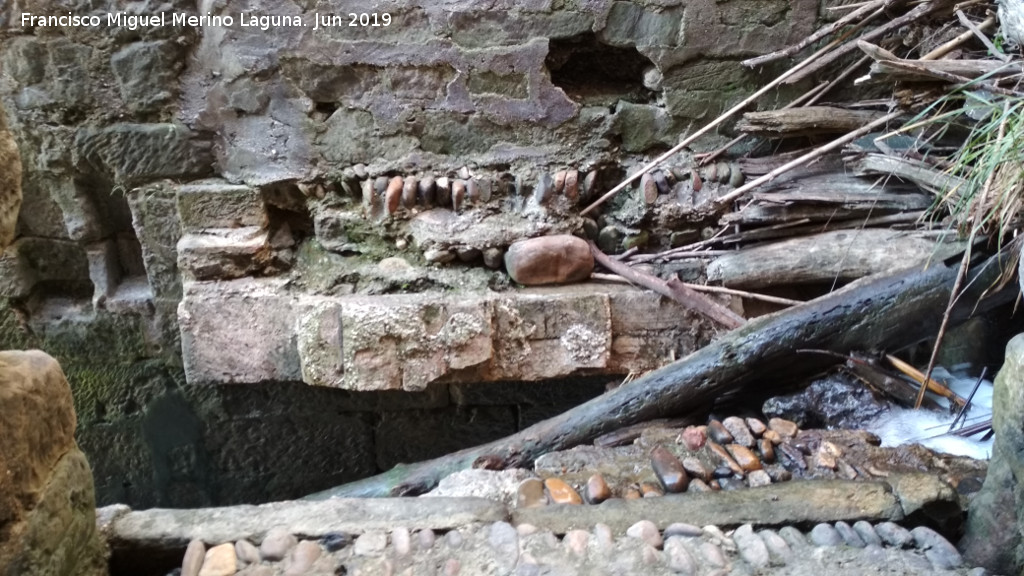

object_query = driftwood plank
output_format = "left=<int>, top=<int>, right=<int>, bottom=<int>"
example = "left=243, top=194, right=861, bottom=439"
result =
left=737, top=107, right=888, bottom=137
left=849, top=153, right=964, bottom=195
left=306, top=249, right=1011, bottom=499
left=706, top=229, right=964, bottom=288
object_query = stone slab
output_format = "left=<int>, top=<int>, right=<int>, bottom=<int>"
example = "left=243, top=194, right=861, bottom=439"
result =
left=512, top=480, right=904, bottom=534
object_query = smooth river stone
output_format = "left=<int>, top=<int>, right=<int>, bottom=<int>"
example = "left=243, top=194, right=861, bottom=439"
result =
left=564, top=169, right=580, bottom=201
left=544, top=477, right=583, bottom=505
left=517, top=478, right=547, bottom=509
left=681, top=456, right=711, bottom=483
left=641, top=482, right=664, bottom=498
left=385, top=176, right=403, bottom=214
left=651, top=445, right=690, bottom=493
left=585, top=474, right=612, bottom=504
left=726, top=444, right=763, bottom=472
left=746, top=417, right=768, bottom=436
left=679, top=426, right=707, bottom=451
left=706, top=420, right=734, bottom=444
left=260, top=527, right=297, bottom=561
left=451, top=179, right=467, bottom=211
left=627, top=520, right=663, bottom=549
left=768, top=418, right=799, bottom=438
left=707, top=441, right=744, bottom=475
left=181, top=539, right=206, bottom=576
left=722, top=416, right=755, bottom=447
left=504, top=235, right=594, bottom=286
left=198, top=543, right=237, bottom=576
left=758, top=438, right=776, bottom=463
left=401, top=177, right=418, bottom=208
left=640, top=172, right=658, bottom=204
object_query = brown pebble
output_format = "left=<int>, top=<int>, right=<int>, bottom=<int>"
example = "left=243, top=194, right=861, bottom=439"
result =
left=690, top=168, right=703, bottom=192
left=544, top=477, right=583, bottom=505
left=504, top=235, right=594, bottom=286
left=815, top=446, right=837, bottom=470
left=707, top=420, right=734, bottom=444
left=402, top=177, right=418, bottom=208
left=452, top=179, right=467, bottom=211
left=651, top=445, right=690, bottom=493
left=385, top=177, right=403, bottom=215
left=709, top=479, right=721, bottom=490
left=763, top=430, right=782, bottom=445
left=758, top=439, right=775, bottom=463
left=564, top=169, right=579, bottom=201
left=516, top=478, right=547, bottom=509
left=726, top=444, right=762, bottom=472
left=623, top=485, right=642, bottom=499
left=682, top=456, right=712, bottom=483
left=679, top=426, right=707, bottom=451
left=768, top=418, right=799, bottom=438
left=585, top=474, right=612, bottom=504
left=553, top=170, right=567, bottom=193
left=746, top=469, right=772, bottom=488
left=707, top=441, right=744, bottom=475
left=746, top=418, right=767, bottom=437
left=640, top=173, right=658, bottom=204
left=582, top=170, right=598, bottom=200
left=641, top=482, right=664, bottom=498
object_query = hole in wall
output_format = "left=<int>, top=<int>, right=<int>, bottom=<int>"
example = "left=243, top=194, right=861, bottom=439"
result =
left=545, top=32, right=656, bottom=105
left=314, top=101, right=339, bottom=117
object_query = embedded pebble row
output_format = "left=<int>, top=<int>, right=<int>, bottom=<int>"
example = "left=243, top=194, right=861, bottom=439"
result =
left=175, top=520, right=977, bottom=576
left=519, top=417, right=809, bottom=507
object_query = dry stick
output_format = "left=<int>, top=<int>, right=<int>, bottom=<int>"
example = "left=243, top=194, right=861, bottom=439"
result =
left=955, top=10, right=1008, bottom=61
left=714, top=111, right=903, bottom=208
left=921, top=13, right=997, bottom=60
left=678, top=282, right=805, bottom=306
left=785, top=2, right=936, bottom=85
left=742, top=0, right=886, bottom=68
left=870, top=54, right=1024, bottom=97
left=914, top=102, right=1009, bottom=409
left=589, top=241, right=746, bottom=329
left=578, top=32, right=855, bottom=217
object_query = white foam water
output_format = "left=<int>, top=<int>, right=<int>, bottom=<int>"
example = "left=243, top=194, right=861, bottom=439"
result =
left=864, top=366, right=994, bottom=460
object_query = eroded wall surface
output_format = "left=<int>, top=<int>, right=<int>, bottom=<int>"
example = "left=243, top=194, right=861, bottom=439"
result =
left=0, top=0, right=820, bottom=506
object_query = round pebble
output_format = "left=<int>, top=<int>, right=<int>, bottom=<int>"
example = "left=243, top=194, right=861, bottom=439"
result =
left=650, top=444, right=690, bottom=493
left=778, top=526, right=808, bottom=550
left=391, top=527, right=411, bottom=557
left=320, top=532, right=350, bottom=553
left=593, top=523, right=615, bottom=553
left=722, top=416, right=755, bottom=447
left=416, top=529, right=436, bottom=550
left=699, top=541, right=728, bottom=567
left=688, top=478, right=712, bottom=492
left=585, top=474, right=612, bottom=504
left=198, top=543, right=236, bottom=576
left=544, top=477, right=583, bottom=505
left=260, top=527, right=297, bottom=561
left=911, top=526, right=964, bottom=569
left=768, top=418, right=798, bottom=438
left=234, top=540, right=260, bottom=566
left=758, top=439, right=776, bottom=463
left=834, top=521, right=866, bottom=547
left=664, top=522, right=702, bottom=539
left=732, top=524, right=770, bottom=569
left=852, top=521, right=883, bottom=547
left=516, top=478, right=547, bottom=509
left=746, top=469, right=772, bottom=487
left=626, top=520, right=663, bottom=549
left=505, top=236, right=594, bottom=286
left=707, top=420, right=734, bottom=444
left=640, top=482, right=664, bottom=497
left=181, top=539, right=206, bottom=576
left=444, top=558, right=461, bottom=576
left=681, top=457, right=711, bottom=483
left=444, top=530, right=464, bottom=549
left=708, top=442, right=743, bottom=475
left=516, top=523, right=539, bottom=536
left=664, top=538, right=697, bottom=575
left=758, top=529, right=791, bottom=562
left=745, top=417, right=767, bottom=437
left=679, top=426, right=707, bottom=450
left=875, top=521, right=914, bottom=548
left=726, top=444, right=763, bottom=472
left=283, top=540, right=321, bottom=576
left=810, top=523, right=844, bottom=547
left=489, top=521, right=519, bottom=572
left=563, top=529, right=590, bottom=557
left=355, top=531, right=387, bottom=556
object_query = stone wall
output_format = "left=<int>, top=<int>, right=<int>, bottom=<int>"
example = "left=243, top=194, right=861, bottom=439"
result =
left=0, top=0, right=823, bottom=506
left=0, top=350, right=106, bottom=576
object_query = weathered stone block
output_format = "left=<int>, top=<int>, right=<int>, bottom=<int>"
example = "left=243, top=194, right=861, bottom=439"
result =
left=74, top=123, right=212, bottom=185
left=0, top=237, right=89, bottom=298
left=109, top=41, right=181, bottom=114
left=0, top=103, right=21, bottom=251
left=179, top=278, right=301, bottom=384
left=127, top=183, right=182, bottom=301
left=177, top=227, right=272, bottom=281
left=295, top=299, right=345, bottom=387
left=0, top=350, right=105, bottom=576
left=86, top=239, right=120, bottom=308
left=176, top=180, right=267, bottom=232
left=340, top=295, right=494, bottom=391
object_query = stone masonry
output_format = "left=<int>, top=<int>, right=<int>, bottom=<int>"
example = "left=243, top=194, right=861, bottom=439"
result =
left=1, top=1, right=824, bottom=506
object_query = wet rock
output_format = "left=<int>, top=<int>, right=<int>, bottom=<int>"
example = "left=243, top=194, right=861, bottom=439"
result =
left=764, top=375, right=888, bottom=429
left=911, top=526, right=963, bottom=569
left=665, top=523, right=702, bottom=539
left=763, top=429, right=783, bottom=444
left=585, top=474, right=612, bottom=504
left=875, top=521, right=914, bottom=548
left=544, top=477, right=583, bottom=505
left=746, top=418, right=767, bottom=437
left=835, top=521, right=866, bottom=547
left=810, top=523, right=844, bottom=547
left=651, top=445, right=689, bottom=493
left=726, top=444, right=762, bottom=472
left=707, top=420, right=735, bottom=444
left=733, top=524, right=770, bottom=569
left=260, top=527, right=297, bottom=561
left=708, top=441, right=744, bottom=475
left=682, top=456, right=712, bottom=483
left=665, top=538, right=697, bottom=575
left=199, top=543, right=236, bottom=576
left=758, top=439, right=776, bottom=463
left=627, top=520, right=663, bottom=549
left=517, top=478, right=547, bottom=509
left=767, top=418, right=799, bottom=439
left=853, top=520, right=883, bottom=547
left=722, top=417, right=755, bottom=447
left=505, top=235, right=594, bottom=286
left=182, top=539, right=206, bottom=576
left=719, top=477, right=746, bottom=490
left=456, top=247, right=481, bottom=263
left=777, top=442, right=807, bottom=470
left=679, top=426, right=707, bottom=450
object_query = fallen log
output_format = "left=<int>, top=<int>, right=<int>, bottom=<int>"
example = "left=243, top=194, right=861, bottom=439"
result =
left=306, top=249, right=1014, bottom=500
left=737, top=107, right=888, bottom=137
